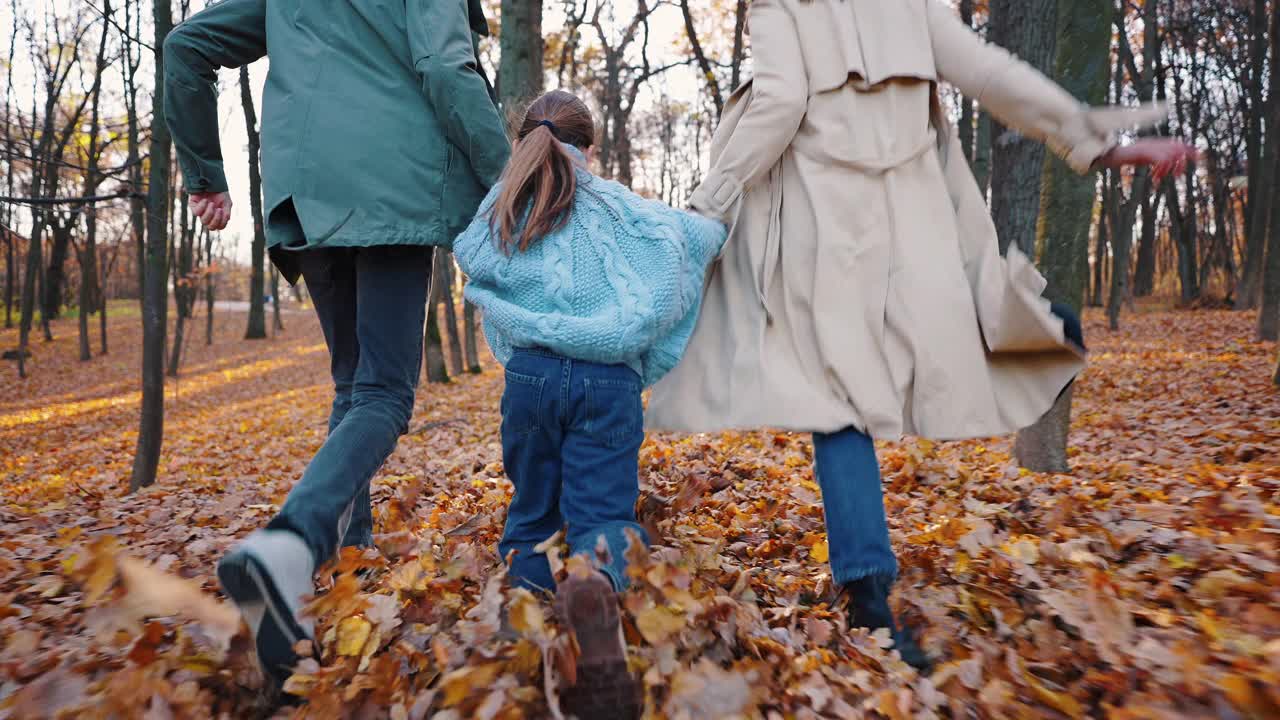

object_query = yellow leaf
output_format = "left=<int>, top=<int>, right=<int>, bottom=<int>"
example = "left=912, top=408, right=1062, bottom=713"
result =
left=635, top=605, right=686, bottom=645
left=810, top=540, right=829, bottom=564
left=336, top=615, right=373, bottom=657
left=1004, top=537, right=1039, bottom=564
left=440, top=663, right=500, bottom=707
left=1197, top=611, right=1224, bottom=643
left=1167, top=554, right=1196, bottom=570
left=508, top=588, right=544, bottom=638
left=1218, top=675, right=1279, bottom=718
left=1024, top=671, right=1082, bottom=718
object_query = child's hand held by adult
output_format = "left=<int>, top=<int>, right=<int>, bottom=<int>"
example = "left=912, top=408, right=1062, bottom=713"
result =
left=1097, top=138, right=1200, bottom=184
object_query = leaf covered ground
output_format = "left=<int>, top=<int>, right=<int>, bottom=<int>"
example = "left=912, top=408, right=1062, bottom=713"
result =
left=0, top=305, right=1277, bottom=719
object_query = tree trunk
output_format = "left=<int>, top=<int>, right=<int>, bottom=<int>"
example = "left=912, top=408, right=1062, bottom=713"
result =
left=424, top=248, right=449, bottom=383
left=1014, top=385, right=1073, bottom=474
left=973, top=111, right=992, bottom=198
left=1133, top=192, right=1159, bottom=296
left=39, top=232, right=52, bottom=343
left=1257, top=3, right=1280, bottom=340
left=2, top=7, right=15, bottom=331
left=498, top=0, right=544, bottom=110
left=730, top=0, right=748, bottom=89
left=79, top=238, right=97, bottom=362
left=99, top=252, right=108, bottom=355
left=1091, top=194, right=1108, bottom=307
left=1166, top=171, right=1200, bottom=304
left=131, top=0, right=174, bottom=492
left=958, top=0, right=976, bottom=162
left=241, top=66, right=268, bottom=340
left=168, top=194, right=194, bottom=376
left=124, top=0, right=146, bottom=312
left=203, top=235, right=213, bottom=340
left=1260, top=151, right=1280, bottom=341
left=271, top=265, right=283, bottom=333
left=989, top=0, right=1058, bottom=257
left=44, top=224, right=70, bottom=322
left=1238, top=0, right=1272, bottom=309
left=1241, top=125, right=1276, bottom=308
left=680, top=0, right=724, bottom=117
left=17, top=204, right=42, bottom=379
left=1015, top=0, right=1109, bottom=472
left=205, top=229, right=216, bottom=345
left=4, top=234, right=12, bottom=330
left=1108, top=173, right=1151, bottom=331
left=464, top=299, right=482, bottom=373
left=442, top=252, right=464, bottom=375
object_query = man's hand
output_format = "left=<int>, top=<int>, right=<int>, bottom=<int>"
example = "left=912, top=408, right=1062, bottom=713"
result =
left=190, top=191, right=233, bottom=231
left=1098, top=139, right=1200, bottom=184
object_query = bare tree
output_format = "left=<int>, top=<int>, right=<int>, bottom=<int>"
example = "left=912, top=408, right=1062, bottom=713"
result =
left=1013, top=0, right=1109, bottom=472
left=78, top=2, right=113, bottom=362
left=240, top=66, right=267, bottom=340
left=989, top=0, right=1058, bottom=257
left=204, top=227, right=216, bottom=345
left=1238, top=0, right=1274, bottom=308
left=582, top=0, right=684, bottom=187
left=130, top=0, right=174, bottom=492
left=3, top=0, right=17, bottom=330
left=271, top=265, right=283, bottom=333
left=121, top=0, right=146, bottom=310
left=678, top=0, right=749, bottom=119
left=1258, top=0, right=1280, bottom=341
left=425, top=248, right=449, bottom=383
left=17, top=9, right=94, bottom=376
left=168, top=190, right=196, bottom=375
left=463, top=298, right=482, bottom=373
left=442, top=253, right=464, bottom=375
left=498, top=0, right=543, bottom=108
left=1105, top=0, right=1160, bottom=331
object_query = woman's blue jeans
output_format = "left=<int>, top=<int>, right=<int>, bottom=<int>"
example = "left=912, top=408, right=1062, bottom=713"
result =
left=812, top=427, right=899, bottom=584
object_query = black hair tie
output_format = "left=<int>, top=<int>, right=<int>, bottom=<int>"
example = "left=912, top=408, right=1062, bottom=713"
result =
left=535, top=119, right=559, bottom=137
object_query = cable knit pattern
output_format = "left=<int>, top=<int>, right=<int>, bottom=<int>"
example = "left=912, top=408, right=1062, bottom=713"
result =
left=453, top=144, right=728, bottom=387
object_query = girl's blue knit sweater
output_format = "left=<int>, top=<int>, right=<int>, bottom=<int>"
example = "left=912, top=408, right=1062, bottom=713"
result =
left=452, top=146, right=727, bottom=387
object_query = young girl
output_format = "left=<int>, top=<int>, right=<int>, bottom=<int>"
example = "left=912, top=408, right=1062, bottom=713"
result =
left=452, top=89, right=726, bottom=718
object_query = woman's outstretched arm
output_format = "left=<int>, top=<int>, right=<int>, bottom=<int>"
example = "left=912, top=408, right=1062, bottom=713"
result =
left=687, top=0, right=808, bottom=222
left=926, top=0, right=1189, bottom=174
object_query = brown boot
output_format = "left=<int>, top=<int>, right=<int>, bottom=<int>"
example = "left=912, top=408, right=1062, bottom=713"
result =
left=554, top=572, right=641, bottom=720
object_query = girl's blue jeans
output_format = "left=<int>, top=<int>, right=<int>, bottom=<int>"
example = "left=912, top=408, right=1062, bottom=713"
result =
left=498, top=348, right=649, bottom=592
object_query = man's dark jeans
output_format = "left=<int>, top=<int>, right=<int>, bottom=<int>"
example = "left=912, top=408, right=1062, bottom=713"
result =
left=267, top=246, right=431, bottom=564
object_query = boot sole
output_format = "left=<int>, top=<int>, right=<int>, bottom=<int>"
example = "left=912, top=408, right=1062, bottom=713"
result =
left=218, top=550, right=313, bottom=688
left=555, top=577, right=641, bottom=720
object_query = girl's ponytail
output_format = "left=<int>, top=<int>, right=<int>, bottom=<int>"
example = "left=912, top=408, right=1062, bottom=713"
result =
left=490, top=90, right=596, bottom=253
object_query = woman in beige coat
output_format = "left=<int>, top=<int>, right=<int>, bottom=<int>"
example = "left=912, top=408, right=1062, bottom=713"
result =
left=647, top=0, right=1195, bottom=667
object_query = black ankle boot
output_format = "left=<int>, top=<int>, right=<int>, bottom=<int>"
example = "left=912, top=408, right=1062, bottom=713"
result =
left=1049, top=301, right=1086, bottom=351
left=844, top=576, right=932, bottom=672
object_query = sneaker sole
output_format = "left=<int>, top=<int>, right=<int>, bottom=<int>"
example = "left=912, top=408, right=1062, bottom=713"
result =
left=560, top=657, right=641, bottom=719
left=555, top=577, right=641, bottom=720
left=218, top=550, right=313, bottom=688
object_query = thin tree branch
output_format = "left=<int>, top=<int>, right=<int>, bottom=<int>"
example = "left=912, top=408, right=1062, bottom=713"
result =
left=0, top=189, right=147, bottom=206
left=83, top=0, right=154, bottom=51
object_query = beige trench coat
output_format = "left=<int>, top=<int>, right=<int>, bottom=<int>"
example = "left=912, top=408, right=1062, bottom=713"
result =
left=646, top=0, right=1164, bottom=439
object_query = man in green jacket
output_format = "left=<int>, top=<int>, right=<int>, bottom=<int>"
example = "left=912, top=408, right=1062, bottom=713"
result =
left=163, top=0, right=510, bottom=687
